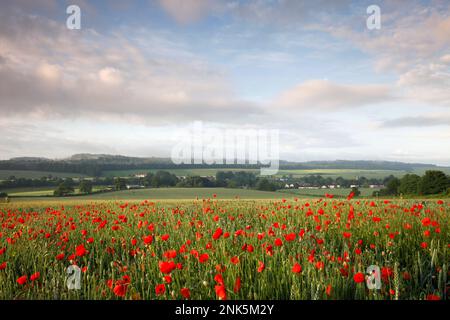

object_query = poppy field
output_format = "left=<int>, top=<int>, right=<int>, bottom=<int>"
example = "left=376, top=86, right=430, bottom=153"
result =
left=0, top=196, right=448, bottom=300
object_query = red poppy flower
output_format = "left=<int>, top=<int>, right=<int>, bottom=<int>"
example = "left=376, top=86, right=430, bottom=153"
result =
left=214, top=274, right=224, bottom=285
left=17, top=275, right=27, bottom=285
left=381, top=267, right=393, bottom=283
left=292, top=263, right=302, bottom=274
left=161, top=234, right=169, bottom=241
left=230, top=256, right=239, bottom=265
left=0, top=262, right=6, bottom=270
left=426, top=294, right=440, bottom=300
left=30, top=272, right=40, bottom=281
left=353, top=272, right=365, bottom=283
left=180, top=287, right=190, bottom=299
left=199, top=253, right=209, bottom=263
left=113, top=284, right=127, bottom=297
left=155, top=284, right=166, bottom=295
left=163, top=249, right=177, bottom=259
left=234, top=277, right=241, bottom=293
left=343, top=232, right=352, bottom=239
left=257, top=261, right=265, bottom=273
left=75, top=244, right=87, bottom=257
left=159, top=261, right=176, bottom=274
left=274, top=238, right=283, bottom=246
left=143, top=235, right=153, bottom=245
left=213, top=228, right=223, bottom=240
left=315, top=261, right=324, bottom=270
left=421, top=217, right=431, bottom=226
left=215, top=284, right=227, bottom=300
left=326, top=284, right=332, bottom=296
left=284, top=233, right=296, bottom=242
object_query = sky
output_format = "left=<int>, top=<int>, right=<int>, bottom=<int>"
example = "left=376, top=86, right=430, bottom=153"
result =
left=0, top=0, right=449, bottom=165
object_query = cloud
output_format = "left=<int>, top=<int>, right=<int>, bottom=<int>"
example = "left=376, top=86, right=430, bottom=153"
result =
left=319, top=0, right=450, bottom=107
left=275, top=80, right=393, bottom=110
left=230, top=0, right=351, bottom=27
left=0, top=7, right=261, bottom=123
left=380, top=116, right=450, bottom=128
left=158, top=0, right=213, bottom=24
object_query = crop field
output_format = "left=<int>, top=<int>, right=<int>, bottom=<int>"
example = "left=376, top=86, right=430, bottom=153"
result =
left=101, top=168, right=259, bottom=178
left=6, top=186, right=108, bottom=198
left=0, top=170, right=85, bottom=180
left=7, top=188, right=289, bottom=202
left=0, top=196, right=448, bottom=300
left=279, top=188, right=381, bottom=198
left=102, top=168, right=411, bottom=179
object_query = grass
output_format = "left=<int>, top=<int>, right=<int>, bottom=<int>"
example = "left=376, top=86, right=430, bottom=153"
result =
left=7, top=187, right=290, bottom=202
left=5, top=186, right=108, bottom=197
left=101, top=168, right=258, bottom=178
left=0, top=170, right=86, bottom=180
left=102, top=167, right=450, bottom=179
left=279, top=187, right=381, bottom=197
left=0, top=198, right=447, bottom=300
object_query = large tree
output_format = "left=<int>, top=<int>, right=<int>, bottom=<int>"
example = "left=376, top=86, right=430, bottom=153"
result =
left=54, top=183, right=75, bottom=197
left=398, top=174, right=420, bottom=195
left=114, top=177, right=127, bottom=191
left=79, top=179, right=93, bottom=194
left=418, top=170, right=449, bottom=195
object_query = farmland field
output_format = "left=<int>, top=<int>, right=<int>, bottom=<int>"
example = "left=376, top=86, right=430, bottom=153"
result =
left=7, top=188, right=289, bottom=202
left=280, top=187, right=381, bottom=197
left=0, top=170, right=86, bottom=180
left=101, top=167, right=450, bottom=179
left=101, top=168, right=405, bottom=179
left=0, top=197, right=448, bottom=300
left=6, top=186, right=108, bottom=197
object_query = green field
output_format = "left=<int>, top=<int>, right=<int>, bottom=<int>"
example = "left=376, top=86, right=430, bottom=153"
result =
left=7, top=187, right=291, bottom=202
left=102, top=167, right=403, bottom=179
left=0, top=170, right=86, bottom=180
left=279, top=187, right=380, bottom=197
left=5, top=186, right=107, bottom=197
left=101, top=167, right=450, bottom=179
left=101, top=168, right=258, bottom=178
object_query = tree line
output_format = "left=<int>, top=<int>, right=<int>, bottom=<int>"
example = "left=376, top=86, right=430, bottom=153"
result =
left=1, top=170, right=448, bottom=198
left=374, top=170, right=449, bottom=196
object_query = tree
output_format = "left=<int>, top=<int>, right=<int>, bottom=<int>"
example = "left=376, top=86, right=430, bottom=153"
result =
left=54, top=183, right=74, bottom=197
left=379, top=177, right=400, bottom=196
left=256, top=178, right=277, bottom=191
left=114, top=177, right=127, bottom=191
left=79, top=179, right=93, bottom=194
left=418, top=170, right=449, bottom=195
left=398, top=174, right=420, bottom=195
left=351, top=187, right=361, bottom=197
left=0, top=192, right=7, bottom=198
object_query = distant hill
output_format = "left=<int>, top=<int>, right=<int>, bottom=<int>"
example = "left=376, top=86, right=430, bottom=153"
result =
left=0, top=153, right=448, bottom=177
left=279, top=160, right=437, bottom=171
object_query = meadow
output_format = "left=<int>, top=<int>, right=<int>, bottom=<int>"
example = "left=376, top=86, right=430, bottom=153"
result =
left=0, top=170, right=85, bottom=180
left=7, top=188, right=288, bottom=202
left=101, top=168, right=411, bottom=179
left=0, top=194, right=447, bottom=300
left=279, top=187, right=380, bottom=197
